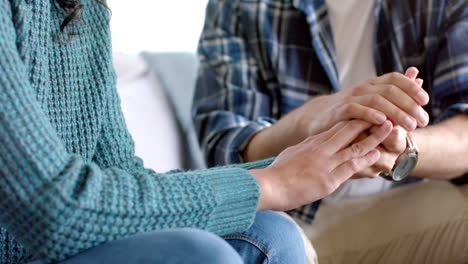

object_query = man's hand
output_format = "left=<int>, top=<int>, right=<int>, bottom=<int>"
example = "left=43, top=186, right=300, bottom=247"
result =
left=243, top=67, right=429, bottom=163
left=297, top=67, right=429, bottom=137
left=251, top=120, right=393, bottom=212
left=352, top=68, right=424, bottom=179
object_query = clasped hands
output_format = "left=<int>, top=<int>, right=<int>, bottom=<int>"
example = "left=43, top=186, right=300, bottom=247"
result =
left=253, top=67, right=430, bottom=212
left=296, top=67, right=429, bottom=179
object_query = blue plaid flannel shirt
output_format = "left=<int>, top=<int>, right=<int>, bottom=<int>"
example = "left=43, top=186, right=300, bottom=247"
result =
left=193, top=0, right=468, bottom=223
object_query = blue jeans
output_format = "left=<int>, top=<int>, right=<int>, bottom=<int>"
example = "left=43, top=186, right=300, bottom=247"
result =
left=224, top=211, right=307, bottom=264
left=31, top=211, right=306, bottom=264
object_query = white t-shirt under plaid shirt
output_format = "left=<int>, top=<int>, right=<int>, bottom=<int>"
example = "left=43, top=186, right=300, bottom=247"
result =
left=323, top=0, right=396, bottom=203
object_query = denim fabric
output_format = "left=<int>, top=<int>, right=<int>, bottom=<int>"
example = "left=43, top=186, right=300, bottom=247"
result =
left=225, top=211, right=307, bottom=264
left=30, top=229, right=243, bottom=264
left=30, top=211, right=306, bottom=264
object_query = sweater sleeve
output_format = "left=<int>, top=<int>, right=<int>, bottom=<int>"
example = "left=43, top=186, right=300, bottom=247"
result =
left=0, top=5, right=262, bottom=264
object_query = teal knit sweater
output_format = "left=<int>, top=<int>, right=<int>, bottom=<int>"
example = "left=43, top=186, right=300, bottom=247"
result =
left=0, top=1, right=272, bottom=263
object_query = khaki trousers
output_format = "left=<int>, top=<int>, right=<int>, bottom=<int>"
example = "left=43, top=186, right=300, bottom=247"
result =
left=294, top=180, right=468, bottom=264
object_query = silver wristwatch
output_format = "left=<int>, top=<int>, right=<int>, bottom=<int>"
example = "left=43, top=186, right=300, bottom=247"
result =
left=380, top=134, right=419, bottom=181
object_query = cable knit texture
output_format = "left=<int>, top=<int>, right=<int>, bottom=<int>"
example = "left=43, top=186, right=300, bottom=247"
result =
left=0, top=0, right=273, bottom=262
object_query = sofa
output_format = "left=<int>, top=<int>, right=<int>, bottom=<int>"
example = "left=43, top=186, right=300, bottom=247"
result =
left=114, top=51, right=206, bottom=172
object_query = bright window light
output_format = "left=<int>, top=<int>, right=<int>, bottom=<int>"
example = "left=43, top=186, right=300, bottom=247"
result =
left=109, top=0, right=208, bottom=54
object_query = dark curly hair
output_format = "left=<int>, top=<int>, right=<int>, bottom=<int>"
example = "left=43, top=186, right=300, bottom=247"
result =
left=56, top=0, right=108, bottom=34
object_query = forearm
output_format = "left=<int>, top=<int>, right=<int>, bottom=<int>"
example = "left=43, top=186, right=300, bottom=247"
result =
left=243, top=108, right=307, bottom=162
left=412, top=115, right=468, bottom=179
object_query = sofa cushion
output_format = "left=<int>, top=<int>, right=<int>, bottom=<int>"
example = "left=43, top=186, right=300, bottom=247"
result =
left=141, top=52, right=206, bottom=169
left=114, top=52, right=184, bottom=172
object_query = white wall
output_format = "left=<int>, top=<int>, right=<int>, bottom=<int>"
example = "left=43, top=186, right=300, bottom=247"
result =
left=109, top=0, right=208, bottom=54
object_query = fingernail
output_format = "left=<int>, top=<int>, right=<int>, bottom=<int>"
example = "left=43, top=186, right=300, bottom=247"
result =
left=416, top=78, right=424, bottom=87
left=404, top=117, right=417, bottom=130
left=416, top=91, right=429, bottom=105
left=418, top=108, right=429, bottom=125
left=381, top=120, right=392, bottom=130
left=424, top=111, right=430, bottom=124
left=373, top=112, right=386, bottom=123
left=405, top=67, right=419, bottom=80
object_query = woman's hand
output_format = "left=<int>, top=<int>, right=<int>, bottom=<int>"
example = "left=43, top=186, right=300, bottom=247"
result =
left=352, top=126, right=408, bottom=178
left=251, top=119, right=393, bottom=212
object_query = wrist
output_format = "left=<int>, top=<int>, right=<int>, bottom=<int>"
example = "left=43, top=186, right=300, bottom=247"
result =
left=242, top=134, right=260, bottom=162
left=293, top=109, right=311, bottom=140
left=250, top=169, right=275, bottom=211
left=298, top=94, right=334, bottom=137
left=243, top=129, right=272, bottom=162
left=243, top=116, right=304, bottom=162
left=408, top=129, right=426, bottom=177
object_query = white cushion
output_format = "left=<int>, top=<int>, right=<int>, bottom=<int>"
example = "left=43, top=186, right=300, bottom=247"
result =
left=114, top=52, right=183, bottom=172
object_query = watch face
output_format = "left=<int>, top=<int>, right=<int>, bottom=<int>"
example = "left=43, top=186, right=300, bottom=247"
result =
left=392, top=153, right=418, bottom=181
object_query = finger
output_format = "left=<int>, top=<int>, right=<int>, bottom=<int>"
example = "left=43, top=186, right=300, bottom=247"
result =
left=354, top=131, right=368, bottom=144
left=302, top=121, right=348, bottom=146
left=335, top=103, right=387, bottom=125
left=372, top=150, right=399, bottom=172
left=322, top=120, right=374, bottom=154
left=331, top=150, right=381, bottom=182
left=352, top=166, right=382, bottom=179
left=405, top=67, right=419, bottom=80
left=335, top=120, right=393, bottom=163
left=358, top=94, right=418, bottom=131
left=370, top=126, right=407, bottom=153
left=373, top=72, right=429, bottom=106
left=373, top=84, right=429, bottom=127
left=405, top=68, right=429, bottom=128
left=415, top=78, right=424, bottom=87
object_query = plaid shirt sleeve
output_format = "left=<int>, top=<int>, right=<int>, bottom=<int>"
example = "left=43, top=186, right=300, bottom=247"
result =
left=193, top=0, right=277, bottom=166
left=434, top=0, right=468, bottom=185
left=430, top=0, right=468, bottom=123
